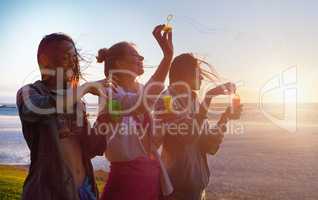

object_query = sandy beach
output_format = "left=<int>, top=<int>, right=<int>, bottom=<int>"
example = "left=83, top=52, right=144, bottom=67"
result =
left=205, top=104, right=318, bottom=199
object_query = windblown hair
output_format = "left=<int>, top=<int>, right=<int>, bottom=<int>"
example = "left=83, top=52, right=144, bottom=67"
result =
left=169, top=53, right=219, bottom=85
left=37, top=33, right=82, bottom=82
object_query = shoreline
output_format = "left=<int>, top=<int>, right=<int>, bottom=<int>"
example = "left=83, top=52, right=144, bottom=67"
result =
left=0, top=164, right=29, bottom=169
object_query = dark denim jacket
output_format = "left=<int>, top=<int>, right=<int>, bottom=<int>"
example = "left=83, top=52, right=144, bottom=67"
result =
left=16, top=80, right=106, bottom=200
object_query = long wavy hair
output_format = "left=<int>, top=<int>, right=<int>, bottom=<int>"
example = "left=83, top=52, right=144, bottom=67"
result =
left=37, top=33, right=83, bottom=86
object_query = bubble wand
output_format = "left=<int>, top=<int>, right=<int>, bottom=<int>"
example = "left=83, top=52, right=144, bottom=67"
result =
left=163, top=14, right=174, bottom=32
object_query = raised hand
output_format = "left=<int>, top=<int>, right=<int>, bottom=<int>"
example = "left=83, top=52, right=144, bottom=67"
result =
left=152, top=24, right=173, bottom=60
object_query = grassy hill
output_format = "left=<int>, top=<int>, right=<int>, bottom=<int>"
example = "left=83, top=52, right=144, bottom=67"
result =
left=0, top=165, right=108, bottom=200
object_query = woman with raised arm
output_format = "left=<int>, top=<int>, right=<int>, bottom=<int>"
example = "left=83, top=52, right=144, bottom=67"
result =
left=95, top=25, right=174, bottom=200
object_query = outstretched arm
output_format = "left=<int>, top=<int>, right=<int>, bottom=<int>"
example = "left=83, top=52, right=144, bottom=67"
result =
left=196, top=82, right=236, bottom=124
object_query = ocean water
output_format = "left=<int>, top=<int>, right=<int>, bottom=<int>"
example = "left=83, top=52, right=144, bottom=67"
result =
left=0, top=104, right=109, bottom=171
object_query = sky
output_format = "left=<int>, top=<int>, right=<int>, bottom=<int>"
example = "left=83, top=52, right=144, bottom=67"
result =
left=0, top=0, right=318, bottom=104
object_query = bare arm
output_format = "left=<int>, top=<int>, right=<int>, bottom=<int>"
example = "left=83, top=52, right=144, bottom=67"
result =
left=196, top=82, right=236, bottom=124
left=144, top=25, right=173, bottom=105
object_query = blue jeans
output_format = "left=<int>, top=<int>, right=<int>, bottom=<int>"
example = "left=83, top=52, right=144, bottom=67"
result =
left=78, top=177, right=96, bottom=200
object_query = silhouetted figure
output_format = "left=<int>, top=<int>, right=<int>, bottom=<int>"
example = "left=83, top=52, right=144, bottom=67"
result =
left=153, top=53, right=242, bottom=200
left=17, top=33, right=107, bottom=200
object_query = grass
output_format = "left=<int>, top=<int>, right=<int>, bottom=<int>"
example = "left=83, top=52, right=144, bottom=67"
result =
left=0, top=165, right=108, bottom=200
left=0, top=165, right=27, bottom=200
